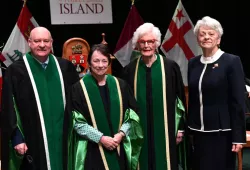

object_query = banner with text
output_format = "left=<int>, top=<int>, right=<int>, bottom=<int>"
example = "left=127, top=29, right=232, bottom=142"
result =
left=49, top=0, right=113, bottom=24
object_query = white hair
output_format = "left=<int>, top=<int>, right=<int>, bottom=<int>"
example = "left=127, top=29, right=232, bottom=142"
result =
left=193, top=16, right=223, bottom=37
left=132, top=23, right=161, bottom=49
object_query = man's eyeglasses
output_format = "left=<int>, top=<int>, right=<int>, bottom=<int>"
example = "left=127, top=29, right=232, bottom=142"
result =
left=137, top=39, right=156, bottom=46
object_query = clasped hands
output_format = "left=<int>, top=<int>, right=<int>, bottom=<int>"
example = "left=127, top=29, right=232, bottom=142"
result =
left=100, top=132, right=125, bottom=151
left=14, top=143, right=28, bottom=155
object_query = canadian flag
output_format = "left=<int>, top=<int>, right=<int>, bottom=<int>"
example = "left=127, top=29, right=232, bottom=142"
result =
left=113, top=5, right=144, bottom=67
left=160, top=0, right=201, bottom=86
left=0, top=4, right=39, bottom=67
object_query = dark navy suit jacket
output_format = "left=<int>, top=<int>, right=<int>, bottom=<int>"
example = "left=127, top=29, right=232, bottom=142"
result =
left=188, top=52, right=246, bottom=143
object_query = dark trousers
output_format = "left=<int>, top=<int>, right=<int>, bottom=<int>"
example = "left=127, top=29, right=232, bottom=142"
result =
left=192, top=131, right=236, bottom=170
left=20, top=153, right=36, bottom=170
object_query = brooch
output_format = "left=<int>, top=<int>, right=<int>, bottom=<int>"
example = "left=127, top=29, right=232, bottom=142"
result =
left=212, top=63, right=219, bottom=69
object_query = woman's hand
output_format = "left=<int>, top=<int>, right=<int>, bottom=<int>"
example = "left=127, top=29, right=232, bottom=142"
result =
left=113, top=132, right=125, bottom=145
left=14, top=143, right=28, bottom=155
left=232, top=144, right=243, bottom=152
left=100, top=136, right=118, bottom=150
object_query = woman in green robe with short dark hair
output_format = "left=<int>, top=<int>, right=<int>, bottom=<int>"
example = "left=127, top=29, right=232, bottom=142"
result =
left=64, top=44, right=143, bottom=170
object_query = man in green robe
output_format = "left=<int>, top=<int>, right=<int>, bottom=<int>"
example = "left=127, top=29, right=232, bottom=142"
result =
left=1, top=27, right=79, bottom=170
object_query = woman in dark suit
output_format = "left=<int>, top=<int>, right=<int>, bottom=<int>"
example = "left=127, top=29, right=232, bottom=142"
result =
left=187, top=16, right=246, bottom=170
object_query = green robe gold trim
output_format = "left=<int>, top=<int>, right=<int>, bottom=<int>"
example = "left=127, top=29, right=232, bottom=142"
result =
left=69, top=109, right=143, bottom=170
left=67, top=74, right=143, bottom=170
left=80, top=74, right=121, bottom=170
left=135, top=54, right=170, bottom=170
left=134, top=54, right=187, bottom=170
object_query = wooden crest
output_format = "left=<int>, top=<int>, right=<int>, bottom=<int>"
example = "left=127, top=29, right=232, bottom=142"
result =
left=62, top=38, right=90, bottom=77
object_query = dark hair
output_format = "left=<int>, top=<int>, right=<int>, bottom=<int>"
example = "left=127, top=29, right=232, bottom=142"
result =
left=87, top=44, right=111, bottom=65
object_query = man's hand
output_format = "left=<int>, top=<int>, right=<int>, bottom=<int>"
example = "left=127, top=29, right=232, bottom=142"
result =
left=232, top=144, right=243, bottom=152
left=113, top=132, right=125, bottom=145
left=14, top=143, right=28, bottom=155
left=100, top=136, right=118, bottom=151
left=176, top=132, right=184, bottom=145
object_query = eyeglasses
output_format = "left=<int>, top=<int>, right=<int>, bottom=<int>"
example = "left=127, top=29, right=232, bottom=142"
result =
left=137, top=39, right=156, bottom=46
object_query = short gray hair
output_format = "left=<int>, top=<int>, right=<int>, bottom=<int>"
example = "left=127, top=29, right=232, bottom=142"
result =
left=193, top=16, right=223, bottom=37
left=132, top=23, right=161, bottom=49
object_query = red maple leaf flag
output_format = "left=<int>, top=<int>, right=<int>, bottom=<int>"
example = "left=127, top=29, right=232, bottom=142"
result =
left=113, top=5, right=144, bottom=67
left=160, top=0, right=201, bottom=86
left=0, top=4, right=39, bottom=67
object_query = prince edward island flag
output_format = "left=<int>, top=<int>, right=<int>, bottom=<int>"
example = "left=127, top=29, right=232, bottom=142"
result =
left=0, top=4, right=39, bottom=67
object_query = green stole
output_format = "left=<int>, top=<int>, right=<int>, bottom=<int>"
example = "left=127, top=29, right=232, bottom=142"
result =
left=135, top=54, right=171, bottom=170
left=69, top=110, right=143, bottom=170
left=67, top=74, right=143, bottom=170
left=23, top=53, right=64, bottom=170
left=81, top=74, right=122, bottom=170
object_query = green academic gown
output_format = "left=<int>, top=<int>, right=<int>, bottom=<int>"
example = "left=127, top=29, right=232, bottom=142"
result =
left=123, top=54, right=190, bottom=170
left=64, top=74, right=143, bottom=170
left=1, top=52, right=79, bottom=170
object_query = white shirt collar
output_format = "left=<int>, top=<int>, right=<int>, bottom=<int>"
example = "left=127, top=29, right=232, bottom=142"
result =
left=200, top=49, right=224, bottom=64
